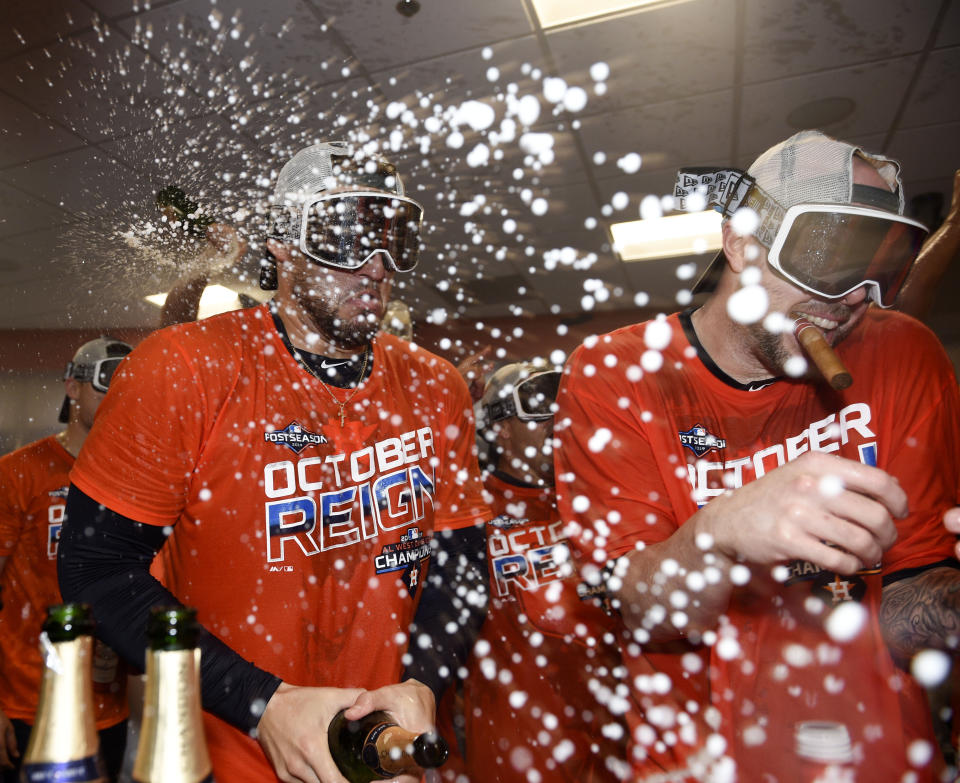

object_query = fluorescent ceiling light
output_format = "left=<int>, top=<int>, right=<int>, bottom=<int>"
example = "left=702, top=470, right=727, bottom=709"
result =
left=611, top=210, right=722, bottom=262
left=144, top=284, right=242, bottom=320
left=532, top=0, right=668, bottom=29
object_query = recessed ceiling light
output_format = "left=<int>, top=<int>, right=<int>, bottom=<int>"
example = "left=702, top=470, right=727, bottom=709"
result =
left=531, top=0, right=677, bottom=29
left=611, top=210, right=722, bottom=262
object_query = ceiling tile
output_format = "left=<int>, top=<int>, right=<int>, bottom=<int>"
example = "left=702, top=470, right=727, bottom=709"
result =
left=0, top=28, right=208, bottom=143
left=113, top=0, right=354, bottom=98
left=546, top=0, right=736, bottom=112
left=935, top=2, right=960, bottom=47
left=0, top=91, right=87, bottom=168
left=742, top=0, right=938, bottom=82
left=0, top=146, right=134, bottom=212
left=886, top=122, right=960, bottom=188
left=0, top=181, right=69, bottom=238
left=0, top=0, right=97, bottom=59
left=738, top=57, right=919, bottom=158
left=900, top=46, right=960, bottom=128
left=324, top=0, right=534, bottom=74
left=578, top=90, right=736, bottom=182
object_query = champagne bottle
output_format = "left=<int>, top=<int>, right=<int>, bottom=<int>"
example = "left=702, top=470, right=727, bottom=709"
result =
left=21, top=603, right=106, bottom=783
left=132, top=607, right=214, bottom=783
left=327, top=709, right=449, bottom=783
left=156, top=185, right=214, bottom=237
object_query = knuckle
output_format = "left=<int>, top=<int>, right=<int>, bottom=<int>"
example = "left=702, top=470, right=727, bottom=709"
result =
left=792, top=473, right=818, bottom=495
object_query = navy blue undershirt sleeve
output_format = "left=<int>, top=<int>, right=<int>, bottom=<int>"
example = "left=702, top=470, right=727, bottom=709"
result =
left=57, top=484, right=281, bottom=734
left=403, top=523, right=489, bottom=701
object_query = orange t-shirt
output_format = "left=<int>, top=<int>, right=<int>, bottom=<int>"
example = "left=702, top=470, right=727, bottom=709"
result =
left=555, top=308, right=959, bottom=782
left=444, top=472, right=625, bottom=782
left=71, top=305, right=491, bottom=782
left=0, top=436, right=127, bottom=728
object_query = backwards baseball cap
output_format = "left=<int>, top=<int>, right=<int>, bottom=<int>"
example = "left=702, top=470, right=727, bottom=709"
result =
left=680, top=130, right=927, bottom=306
left=262, top=141, right=423, bottom=288
left=58, top=336, right=133, bottom=423
left=480, top=361, right=561, bottom=426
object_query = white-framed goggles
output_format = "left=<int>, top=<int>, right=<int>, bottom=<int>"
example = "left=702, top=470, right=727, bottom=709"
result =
left=766, top=203, right=927, bottom=308
left=674, top=167, right=928, bottom=307
left=273, top=191, right=424, bottom=273
left=65, top=357, right=126, bottom=393
left=485, top=370, right=561, bottom=423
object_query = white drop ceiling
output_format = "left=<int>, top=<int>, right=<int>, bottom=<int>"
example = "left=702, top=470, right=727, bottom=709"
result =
left=0, top=0, right=957, bottom=338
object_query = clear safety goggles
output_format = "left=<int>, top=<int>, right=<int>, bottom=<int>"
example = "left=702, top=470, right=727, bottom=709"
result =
left=66, top=357, right=126, bottom=393
left=767, top=204, right=928, bottom=308
left=485, top=371, right=562, bottom=423
left=289, top=191, right=424, bottom=272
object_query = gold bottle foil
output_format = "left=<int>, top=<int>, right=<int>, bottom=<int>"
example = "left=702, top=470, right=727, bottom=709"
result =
left=132, top=647, right=213, bottom=783
left=22, top=635, right=105, bottom=782
left=374, top=725, right=419, bottom=774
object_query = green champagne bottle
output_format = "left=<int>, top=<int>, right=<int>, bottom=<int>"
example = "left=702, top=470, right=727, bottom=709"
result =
left=132, top=607, right=214, bottom=783
left=156, top=185, right=214, bottom=237
left=21, top=603, right=105, bottom=783
left=327, top=709, right=449, bottom=783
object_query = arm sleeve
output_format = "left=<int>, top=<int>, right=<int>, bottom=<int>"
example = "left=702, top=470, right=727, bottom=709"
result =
left=432, top=359, right=493, bottom=532
left=58, top=484, right=281, bottom=733
left=402, top=524, right=489, bottom=701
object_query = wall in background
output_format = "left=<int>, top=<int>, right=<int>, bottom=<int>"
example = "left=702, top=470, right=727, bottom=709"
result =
left=2, top=306, right=957, bottom=456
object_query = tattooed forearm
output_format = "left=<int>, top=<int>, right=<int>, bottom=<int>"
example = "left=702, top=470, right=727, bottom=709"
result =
left=880, top=567, right=960, bottom=666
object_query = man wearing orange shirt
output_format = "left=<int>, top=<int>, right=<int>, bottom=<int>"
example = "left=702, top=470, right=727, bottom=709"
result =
left=554, top=131, right=960, bottom=781
left=0, top=337, right=131, bottom=782
left=446, top=361, right=627, bottom=782
left=58, top=141, right=491, bottom=783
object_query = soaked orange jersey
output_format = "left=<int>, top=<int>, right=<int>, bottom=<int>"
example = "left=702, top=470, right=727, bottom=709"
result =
left=0, top=436, right=127, bottom=728
left=446, top=473, right=625, bottom=782
left=555, top=309, right=959, bottom=782
left=72, top=305, right=491, bottom=782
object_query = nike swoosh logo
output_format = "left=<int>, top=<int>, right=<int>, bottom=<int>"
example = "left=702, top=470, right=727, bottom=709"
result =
left=320, top=360, right=348, bottom=369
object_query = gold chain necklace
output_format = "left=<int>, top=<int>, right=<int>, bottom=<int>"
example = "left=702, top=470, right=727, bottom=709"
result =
left=298, top=346, right=370, bottom=427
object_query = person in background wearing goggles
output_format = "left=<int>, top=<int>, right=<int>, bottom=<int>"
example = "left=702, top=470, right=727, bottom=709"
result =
left=0, top=336, right=132, bottom=782
left=554, top=130, right=960, bottom=782
left=57, top=142, right=492, bottom=783
left=436, top=362, right=628, bottom=782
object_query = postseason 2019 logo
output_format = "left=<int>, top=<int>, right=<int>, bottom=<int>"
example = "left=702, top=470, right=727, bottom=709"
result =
left=678, top=423, right=726, bottom=457
left=264, top=421, right=327, bottom=455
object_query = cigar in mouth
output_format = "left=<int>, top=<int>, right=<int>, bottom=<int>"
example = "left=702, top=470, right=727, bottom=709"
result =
left=792, top=314, right=853, bottom=390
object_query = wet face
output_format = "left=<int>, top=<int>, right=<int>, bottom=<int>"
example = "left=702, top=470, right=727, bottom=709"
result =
left=272, top=184, right=398, bottom=351
left=745, top=157, right=891, bottom=375
left=65, top=378, right=107, bottom=432
left=284, top=249, right=393, bottom=351
left=500, top=416, right=555, bottom=486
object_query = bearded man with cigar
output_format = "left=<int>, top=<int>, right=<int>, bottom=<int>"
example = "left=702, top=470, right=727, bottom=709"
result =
left=554, top=130, right=959, bottom=781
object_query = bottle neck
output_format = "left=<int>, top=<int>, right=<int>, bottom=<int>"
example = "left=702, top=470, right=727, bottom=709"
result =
left=24, top=636, right=101, bottom=771
left=133, top=647, right=212, bottom=783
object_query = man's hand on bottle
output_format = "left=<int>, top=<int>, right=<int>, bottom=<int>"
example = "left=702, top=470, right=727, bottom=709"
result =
left=0, top=706, right=18, bottom=770
left=342, top=679, right=437, bottom=783
left=257, top=682, right=365, bottom=783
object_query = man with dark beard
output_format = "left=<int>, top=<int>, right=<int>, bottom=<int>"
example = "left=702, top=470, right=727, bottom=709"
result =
left=57, top=142, right=491, bottom=783
left=554, top=130, right=960, bottom=781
